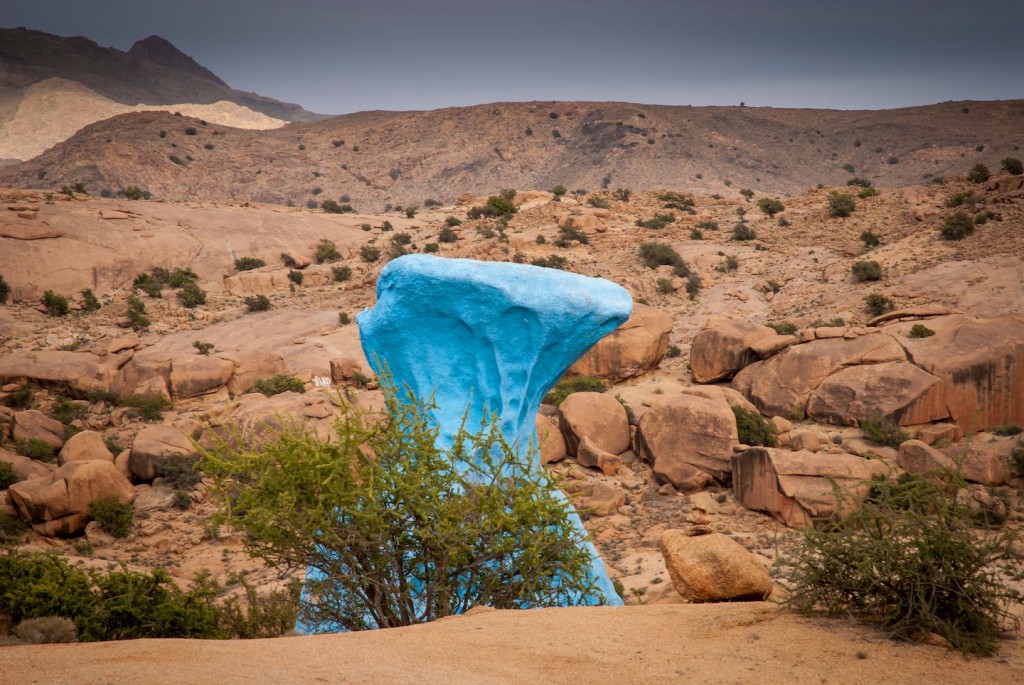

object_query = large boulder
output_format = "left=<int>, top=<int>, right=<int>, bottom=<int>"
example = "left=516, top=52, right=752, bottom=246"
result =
left=129, top=425, right=198, bottom=481
left=898, top=440, right=955, bottom=475
left=8, top=460, right=134, bottom=536
left=11, top=410, right=66, bottom=451
left=57, top=430, right=114, bottom=465
left=900, top=315, right=1024, bottom=432
left=660, top=528, right=772, bottom=602
left=558, top=392, right=630, bottom=457
left=567, top=304, right=672, bottom=382
left=690, top=318, right=774, bottom=383
left=806, top=361, right=948, bottom=426
left=536, top=414, right=566, bottom=464
left=0, top=447, right=52, bottom=483
left=635, top=395, right=738, bottom=492
left=224, top=351, right=288, bottom=395
left=731, top=447, right=888, bottom=528
left=200, top=391, right=337, bottom=449
left=111, top=352, right=172, bottom=398
left=0, top=351, right=116, bottom=395
left=169, top=355, right=235, bottom=400
left=733, top=333, right=905, bottom=419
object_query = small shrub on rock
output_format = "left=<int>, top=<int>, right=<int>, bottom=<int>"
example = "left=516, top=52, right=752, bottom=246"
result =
left=864, top=293, right=894, bottom=317
left=967, top=163, right=990, bottom=183
left=90, top=496, right=133, bottom=538
left=860, top=414, right=909, bottom=447
left=177, top=282, right=207, bottom=308
left=438, top=226, right=458, bottom=243
left=731, top=223, right=756, bottom=241
left=827, top=192, right=856, bottom=218
left=941, top=212, right=975, bottom=240
left=244, top=295, right=271, bottom=312
left=908, top=323, right=935, bottom=338
left=635, top=213, right=675, bottom=230
left=732, top=406, right=778, bottom=447
left=234, top=257, right=265, bottom=271
left=315, top=240, right=342, bottom=263
left=0, top=461, right=17, bottom=490
left=638, top=242, right=690, bottom=277
left=851, top=260, right=882, bottom=282
left=360, top=246, right=381, bottom=263
left=756, top=198, right=784, bottom=217
left=860, top=230, right=880, bottom=247
left=193, top=340, right=214, bottom=355
left=543, top=376, right=607, bottom=406
left=247, top=374, right=305, bottom=397
left=81, top=289, right=100, bottom=312
left=12, top=616, right=79, bottom=644
left=16, top=438, right=55, bottom=462
left=766, top=321, right=797, bottom=335
left=332, top=266, right=352, bottom=282
left=287, top=270, right=303, bottom=286
left=2, top=383, right=35, bottom=409
left=1000, top=157, right=1023, bottom=175
left=0, top=274, right=9, bottom=304
left=42, top=291, right=69, bottom=317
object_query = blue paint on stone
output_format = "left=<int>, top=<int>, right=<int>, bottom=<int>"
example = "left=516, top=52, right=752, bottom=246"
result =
left=354, top=254, right=631, bottom=608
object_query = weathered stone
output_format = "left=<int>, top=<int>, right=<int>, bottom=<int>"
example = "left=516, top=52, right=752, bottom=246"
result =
left=660, top=528, right=772, bottom=602
left=57, top=430, right=114, bottom=465
left=748, top=334, right=797, bottom=359
left=567, top=304, right=672, bottom=382
left=571, top=481, right=626, bottom=517
left=959, top=446, right=1011, bottom=486
left=0, top=351, right=116, bottom=396
left=224, top=351, right=288, bottom=395
left=11, top=410, right=66, bottom=451
left=8, top=460, right=134, bottom=536
left=690, top=318, right=774, bottom=383
left=577, top=436, right=622, bottom=476
left=732, top=447, right=888, bottom=528
left=0, top=447, right=52, bottom=482
left=635, top=395, right=738, bottom=492
left=329, top=357, right=364, bottom=383
left=807, top=362, right=947, bottom=427
left=558, top=392, right=630, bottom=457
left=169, top=355, right=234, bottom=400
left=914, top=422, right=961, bottom=445
left=111, top=352, right=172, bottom=398
left=536, top=414, right=566, bottom=464
left=788, top=430, right=824, bottom=452
left=770, top=416, right=793, bottom=434
left=898, top=440, right=955, bottom=475
left=129, top=425, right=198, bottom=481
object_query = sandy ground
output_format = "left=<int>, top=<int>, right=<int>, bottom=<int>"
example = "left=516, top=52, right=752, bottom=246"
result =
left=2, top=603, right=1021, bottom=685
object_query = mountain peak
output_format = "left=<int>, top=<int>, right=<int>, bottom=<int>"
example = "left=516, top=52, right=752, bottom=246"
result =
left=127, top=35, right=228, bottom=87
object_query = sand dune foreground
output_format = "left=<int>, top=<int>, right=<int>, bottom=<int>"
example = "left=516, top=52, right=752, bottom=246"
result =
left=1, top=603, right=1020, bottom=684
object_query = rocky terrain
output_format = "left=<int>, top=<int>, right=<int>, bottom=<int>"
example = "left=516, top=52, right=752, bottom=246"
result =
left=0, top=153, right=1023, bottom=678
left=0, top=28, right=323, bottom=163
left=1, top=98, right=1022, bottom=211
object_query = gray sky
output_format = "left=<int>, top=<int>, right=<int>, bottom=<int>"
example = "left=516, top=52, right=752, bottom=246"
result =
left=4, top=0, right=1022, bottom=114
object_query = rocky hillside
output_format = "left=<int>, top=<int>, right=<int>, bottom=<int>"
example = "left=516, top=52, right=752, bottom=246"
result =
left=2, top=99, right=1021, bottom=210
left=0, top=27, right=323, bottom=162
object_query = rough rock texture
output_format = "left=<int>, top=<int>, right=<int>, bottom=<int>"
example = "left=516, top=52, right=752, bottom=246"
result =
left=898, top=440, right=955, bottom=475
left=567, top=304, right=671, bottom=382
left=200, top=391, right=337, bottom=449
left=224, top=352, right=288, bottom=395
left=558, top=392, right=630, bottom=457
left=903, top=315, right=1024, bottom=432
left=733, top=334, right=905, bottom=419
left=576, top=436, right=622, bottom=476
left=690, top=318, right=774, bottom=383
left=0, top=447, right=52, bottom=482
left=8, top=460, right=134, bottom=536
left=11, top=410, right=66, bottom=451
left=129, top=425, right=199, bottom=481
left=635, top=395, right=738, bottom=492
left=169, top=355, right=235, bottom=400
left=357, top=255, right=632, bottom=609
left=731, top=447, right=888, bottom=528
left=536, top=414, right=566, bottom=464
left=0, top=351, right=117, bottom=395
left=806, top=362, right=948, bottom=427
left=57, top=430, right=114, bottom=465
left=660, top=528, right=772, bottom=602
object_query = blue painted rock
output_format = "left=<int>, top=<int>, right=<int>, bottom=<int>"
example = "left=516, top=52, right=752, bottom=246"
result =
left=357, top=254, right=632, bottom=606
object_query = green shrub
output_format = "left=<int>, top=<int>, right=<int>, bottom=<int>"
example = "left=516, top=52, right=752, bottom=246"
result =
left=244, top=295, right=271, bottom=312
left=864, top=293, right=894, bottom=317
left=656, top=278, right=674, bottom=294
left=287, top=269, right=303, bottom=285
left=200, top=385, right=599, bottom=631
left=732, top=406, right=778, bottom=447
left=404, top=205, right=418, bottom=219
left=360, top=245, right=381, bottom=263
left=638, top=242, right=690, bottom=277
left=438, top=226, right=459, bottom=244
left=685, top=275, right=702, bottom=300
left=2, top=383, right=35, bottom=409
left=120, top=394, right=171, bottom=422
left=424, top=243, right=439, bottom=253
left=552, top=184, right=567, bottom=197
left=635, top=213, right=675, bottom=229
left=659, top=192, right=695, bottom=211
left=665, top=344, right=681, bottom=359
left=16, top=438, right=55, bottom=462
left=42, top=291, right=69, bottom=317
left=858, top=187, right=878, bottom=199
left=52, top=395, right=86, bottom=425
left=851, top=260, right=882, bottom=282
left=0, top=273, right=10, bottom=304
left=967, top=163, right=990, bottom=183
left=280, top=253, right=298, bottom=268
left=315, top=240, right=342, bottom=264
left=467, top=195, right=517, bottom=219
left=193, top=340, right=214, bottom=355
left=908, top=323, right=935, bottom=338
left=732, top=223, right=756, bottom=241
left=90, top=496, right=133, bottom=538
left=0, top=461, right=17, bottom=489
left=81, top=289, right=100, bottom=312
left=320, top=200, right=355, bottom=214
left=247, top=374, right=305, bottom=397
left=695, top=221, right=719, bottom=231
left=766, top=321, right=797, bottom=335
left=543, top=376, right=606, bottom=406
left=860, top=230, right=880, bottom=247
left=586, top=196, right=611, bottom=209
left=177, top=282, right=206, bottom=308
left=338, top=312, right=351, bottom=325
left=12, top=616, right=78, bottom=644
left=886, top=155, right=899, bottom=165
left=756, top=198, right=784, bottom=217
left=1012, top=441, right=1024, bottom=477
left=332, top=265, right=352, bottom=282
left=121, top=186, right=151, bottom=201
left=861, top=414, right=909, bottom=447
left=827, top=192, right=856, bottom=218
left=126, top=295, right=150, bottom=330
left=941, top=212, right=975, bottom=240
left=1000, top=157, right=1023, bottom=175
left=992, top=424, right=1022, bottom=437
left=531, top=255, right=568, bottom=270
left=612, top=188, right=632, bottom=202
left=789, top=470, right=1023, bottom=655
left=945, top=190, right=975, bottom=208
left=444, top=216, right=462, bottom=227
left=723, top=255, right=739, bottom=272
left=234, top=257, right=266, bottom=271
left=554, top=224, right=589, bottom=247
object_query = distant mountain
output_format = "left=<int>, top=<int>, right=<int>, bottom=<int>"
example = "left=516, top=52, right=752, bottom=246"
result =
left=126, top=35, right=229, bottom=88
left=0, top=27, right=326, bottom=162
left=2, top=99, right=1021, bottom=210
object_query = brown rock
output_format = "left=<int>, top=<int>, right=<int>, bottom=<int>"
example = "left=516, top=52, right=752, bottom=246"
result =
left=558, top=392, right=630, bottom=457
left=635, top=395, right=738, bottom=492
left=788, top=430, right=823, bottom=452
left=129, top=425, right=198, bottom=481
left=690, top=318, right=774, bottom=383
left=225, top=351, right=288, bottom=395
left=572, top=481, right=625, bottom=516
left=0, top=447, right=52, bottom=482
left=169, top=355, right=234, bottom=399
left=0, top=351, right=116, bottom=396
left=329, top=357, right=364, bottom=383
left=11, top=410, right=66, bottom=451
left=898, top=440, right=955, bottom=475
left=536, top=414, right=566, bottom=464
left=914, top=422, right=961, bottom=445
left=748, top=334, right=797, bottom=359
left=57, top=430, right=114, bottom=465
left=660, top=528, right=772, bottom=602
left=577, top=436, right=622, bottom=476
left=567, top=304, right=672, bottom=382
left=736, top=333, right=905, bottom=419
left=111, top=351, right=172, bottom=398
left=807, top=362, right=947, bottom=427
left=959, top=446, right=1011, bottom=485
left=8, top=460, right=134, bottom=536
left=731, top=447, right=888, bottom=528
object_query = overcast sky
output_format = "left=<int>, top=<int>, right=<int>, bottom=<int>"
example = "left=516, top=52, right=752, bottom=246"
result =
left=4, top=0, right=1022, bottom=114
